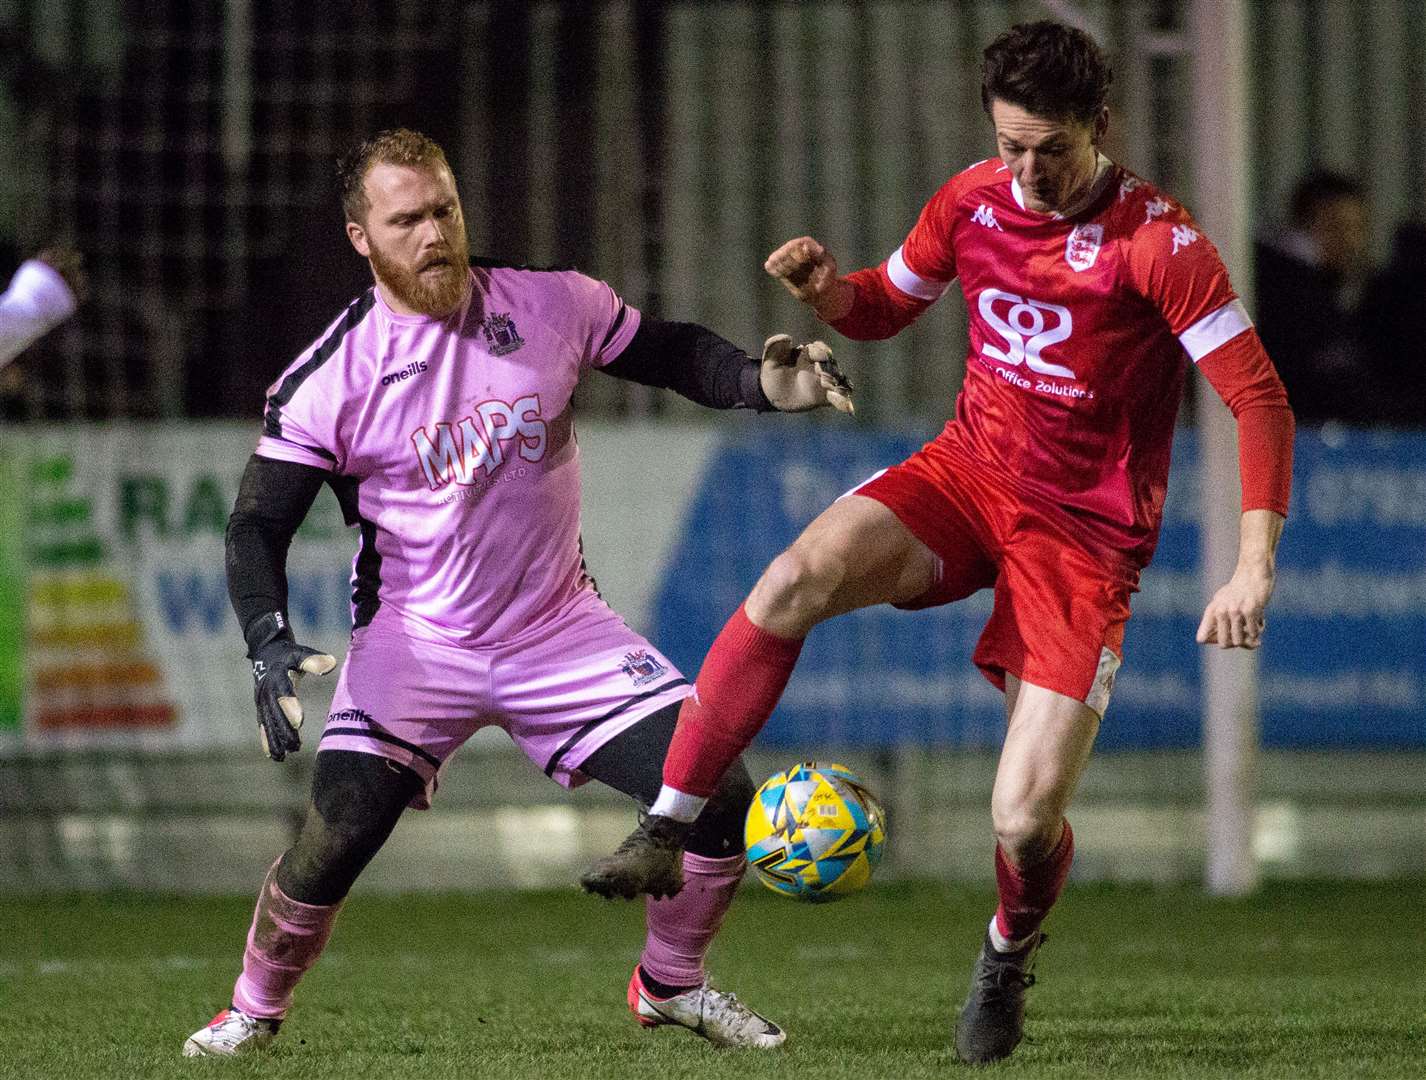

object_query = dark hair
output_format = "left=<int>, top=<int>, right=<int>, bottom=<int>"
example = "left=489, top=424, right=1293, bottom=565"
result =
left=1289, top=169, right=1365, bottom=228
left=337, top=128, right=451, bottom=224
left=981, top=20, right=1112, bottom=124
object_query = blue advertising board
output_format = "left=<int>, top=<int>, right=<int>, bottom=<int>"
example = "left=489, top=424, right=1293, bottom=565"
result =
left=653, top=426, right=1426, bottom=751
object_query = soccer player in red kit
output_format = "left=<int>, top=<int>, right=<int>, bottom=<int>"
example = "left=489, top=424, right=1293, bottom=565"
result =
left=582, top=20, right=1294, bottom=1064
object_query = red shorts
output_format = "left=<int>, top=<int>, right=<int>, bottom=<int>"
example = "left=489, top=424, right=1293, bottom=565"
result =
left=852, top=436, right=1139, bottom=716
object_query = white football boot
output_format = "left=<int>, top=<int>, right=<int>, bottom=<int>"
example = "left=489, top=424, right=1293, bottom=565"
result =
left=181, top=1006, right=280, bottom=1057
left=628, top=966, right=786, bottom=1048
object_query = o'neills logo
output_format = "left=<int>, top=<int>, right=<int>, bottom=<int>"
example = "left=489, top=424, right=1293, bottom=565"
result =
left=327, top=708, right=374, bottom=725
left=381, top=360, right=428, bottom=386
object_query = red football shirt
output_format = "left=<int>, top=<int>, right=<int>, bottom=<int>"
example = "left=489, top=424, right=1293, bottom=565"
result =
left=834, top=157, right=1286, bottom=563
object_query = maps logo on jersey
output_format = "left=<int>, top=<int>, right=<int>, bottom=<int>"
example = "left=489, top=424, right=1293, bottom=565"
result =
left=411, top=394, right=548, bottom=490
left=619, top=649, right=668, bottom=687
left=481, top=312, right=525, bottom=356
left=1064, top=224, right=1104, bottom=272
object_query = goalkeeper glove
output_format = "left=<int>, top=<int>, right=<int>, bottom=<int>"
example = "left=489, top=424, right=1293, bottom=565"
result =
left=244, top=612, right=337, bottom=762
left=759, top=334, right=855, bottom=414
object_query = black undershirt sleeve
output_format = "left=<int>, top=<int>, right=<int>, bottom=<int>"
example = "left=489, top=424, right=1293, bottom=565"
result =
left=225, top=454, right=329, bottom=647
left=598, top=316, right=776, bottom=412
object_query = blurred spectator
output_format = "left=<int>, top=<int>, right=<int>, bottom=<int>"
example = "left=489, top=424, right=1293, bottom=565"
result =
left=0, top=244, right=85, bottom=369
left=1358, top=223, right=1426, bottom=427
left=1254, top=170, right=1374, bottom=425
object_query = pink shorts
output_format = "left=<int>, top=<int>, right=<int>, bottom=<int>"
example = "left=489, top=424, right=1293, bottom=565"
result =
left=318, top=589, right=691, bottom=808
left=852, top=436, right=1139, bottom=717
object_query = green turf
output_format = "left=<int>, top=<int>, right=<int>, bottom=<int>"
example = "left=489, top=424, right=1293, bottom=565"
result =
left=1, top=880, right=1421, bottom=1079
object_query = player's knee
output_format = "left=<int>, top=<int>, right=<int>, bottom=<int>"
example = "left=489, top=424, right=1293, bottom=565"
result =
left=278, top=753, right=416, bottom=903
left=992, top=806, right=1061, bottom=868
left=685, top=758, right=755, bottom=858
left=757, top=545, right=845, bottom=622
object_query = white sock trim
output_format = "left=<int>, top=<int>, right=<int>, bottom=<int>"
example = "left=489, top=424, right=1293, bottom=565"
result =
left=649, top=785, right=707, bottom=823
left=988, top=915, right=1036, bottom=954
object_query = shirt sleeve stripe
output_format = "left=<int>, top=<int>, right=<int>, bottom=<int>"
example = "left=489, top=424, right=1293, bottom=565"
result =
left=887, top=246, right=951, bottom=301
left=1180, top=298, right=1253, bottom=362
left=598, top=301, right=628, bottom=353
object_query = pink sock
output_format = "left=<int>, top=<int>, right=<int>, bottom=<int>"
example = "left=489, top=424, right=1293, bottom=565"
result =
left=663, top=605, right=804, bottom=796
left=231, top=859, right=344, bottom=1020
left=994, top=819, right=1074, bottom=944
left=639, top=851, right=745, bottom=989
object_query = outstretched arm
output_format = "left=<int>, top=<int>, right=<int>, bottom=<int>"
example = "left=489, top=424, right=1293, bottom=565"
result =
left=599, top=316, right=853, bottom=414
left=765, top=236, right=940, bottom=341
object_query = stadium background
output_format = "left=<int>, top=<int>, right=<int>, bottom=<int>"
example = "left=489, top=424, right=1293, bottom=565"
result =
left=0, top=0, right=1421, bottom=900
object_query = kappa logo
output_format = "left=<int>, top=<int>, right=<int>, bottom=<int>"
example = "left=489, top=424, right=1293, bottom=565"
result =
left=978, top=288, right=1076, bottom=378
left=1118, top=176, right=1142, bottom=200
left=971, top=204, right=1003, bottom=231
left=1144, top=197, right=1172, bottom=224
left=1171, top=224, right=1200, bottom=255
left=619, top=649, right=668, bottom=688
left=1064, top=223, right=1104, bottom=272
left=481, top=312, right=525, bottom=356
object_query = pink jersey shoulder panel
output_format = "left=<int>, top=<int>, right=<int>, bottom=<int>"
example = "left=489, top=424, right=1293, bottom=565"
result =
left=257, top=288, right=379, bottom=471
left=524, top=269, right=642, bottom=370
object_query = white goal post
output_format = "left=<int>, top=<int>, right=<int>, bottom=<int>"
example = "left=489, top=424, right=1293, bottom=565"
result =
left=1190, top=0, right=1260, bottom=896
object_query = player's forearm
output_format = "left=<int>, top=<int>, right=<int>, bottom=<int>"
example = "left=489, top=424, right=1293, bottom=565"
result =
left=225, top=455, right=327, bottom=642
left=1235, top=508, right=1284, bottom=571
left=600, top=317, right=773, bottom=411
left=0, top=260, right=77, bottom=367
left=1196, top=330, right=1295, bottom=516
left=826, top=266, right=928, bottom=341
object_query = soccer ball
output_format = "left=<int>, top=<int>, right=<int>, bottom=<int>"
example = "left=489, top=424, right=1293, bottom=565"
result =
left=744, top=761, right=887, bottom=902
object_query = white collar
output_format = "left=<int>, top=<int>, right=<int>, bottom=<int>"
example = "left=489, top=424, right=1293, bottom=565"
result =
left=1010, top=153, right=1115, bottom=219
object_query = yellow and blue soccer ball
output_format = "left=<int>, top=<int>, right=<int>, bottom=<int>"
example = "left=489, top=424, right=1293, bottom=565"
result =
left=744, top=761, right=887, bottom=902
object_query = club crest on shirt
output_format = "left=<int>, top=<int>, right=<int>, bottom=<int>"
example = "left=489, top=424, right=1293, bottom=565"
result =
left=619, top=649, right=667, bottom=687
left=1065, top=223, right=1104, bottom=272
left=481, top=312, right=525, bottom=355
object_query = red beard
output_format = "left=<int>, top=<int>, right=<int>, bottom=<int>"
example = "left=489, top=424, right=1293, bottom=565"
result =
left=367, top=232, right=471, bottom=316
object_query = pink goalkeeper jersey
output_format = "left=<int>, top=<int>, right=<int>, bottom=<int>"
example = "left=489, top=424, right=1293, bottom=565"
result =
left=255, top=264, right=640, bottom=645
left=871, top=156, right=1254, bottom=562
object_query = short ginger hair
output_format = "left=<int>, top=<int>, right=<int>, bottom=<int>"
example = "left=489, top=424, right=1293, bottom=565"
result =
left=337, top=128, right=451, bottom=224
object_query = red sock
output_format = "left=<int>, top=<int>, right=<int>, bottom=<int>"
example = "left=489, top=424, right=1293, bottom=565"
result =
left=662, top=604, right=804, bottom=796
left=994, top=819, right=1074, bottom=943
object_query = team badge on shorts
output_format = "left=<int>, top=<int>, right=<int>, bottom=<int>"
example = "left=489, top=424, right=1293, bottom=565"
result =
left=482, top=312, right=525, bottom=355
left=1065, top=223, right=1104, bottom=272
left=619, top=649, right=668, bottom=687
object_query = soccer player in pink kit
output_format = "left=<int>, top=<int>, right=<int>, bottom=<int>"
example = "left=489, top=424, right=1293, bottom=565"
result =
left=582, top=22, right=1295, bottom=1065
left=182, top=128, right=853, bottom=1058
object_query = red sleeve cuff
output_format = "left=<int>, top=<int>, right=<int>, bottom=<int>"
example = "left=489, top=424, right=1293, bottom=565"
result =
left=828, top=264, right=930, bottom=340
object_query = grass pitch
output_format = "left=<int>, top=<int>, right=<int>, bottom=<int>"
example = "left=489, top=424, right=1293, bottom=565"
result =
left=1, top=880, right=1420, bottom=1080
